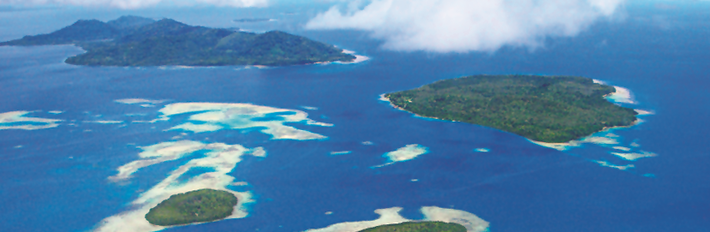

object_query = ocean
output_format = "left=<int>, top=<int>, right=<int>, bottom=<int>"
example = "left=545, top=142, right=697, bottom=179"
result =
left=0, top=2, right=709, bottom=232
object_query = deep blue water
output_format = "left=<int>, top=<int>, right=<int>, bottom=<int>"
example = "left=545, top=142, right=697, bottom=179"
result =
left=1, top=2, right=709, bottom=232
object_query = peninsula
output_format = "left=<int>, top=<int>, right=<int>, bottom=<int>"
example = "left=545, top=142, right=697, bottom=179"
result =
left=145, top=189, right=238, bottom=226
left=384, top=75, right=638, bottom=143
left=359, top=221, right=466, bottom=232
left=0, top=16, right=355, bottom=66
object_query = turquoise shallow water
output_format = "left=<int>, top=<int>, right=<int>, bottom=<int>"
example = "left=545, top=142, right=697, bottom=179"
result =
left=1, top=3, right=709, bottom=232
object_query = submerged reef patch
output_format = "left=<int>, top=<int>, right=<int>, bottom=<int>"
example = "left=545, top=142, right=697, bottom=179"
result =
left=0, top=111, right=62, bottom=130
left=374, top=144, right=428, bottom=168
left=158, top=102, right=331, bottom=140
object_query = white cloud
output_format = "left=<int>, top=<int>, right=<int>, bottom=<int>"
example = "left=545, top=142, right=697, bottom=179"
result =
left=306, top=0, right=625, bottom=53
left=0, top=0, right=267, bottom=9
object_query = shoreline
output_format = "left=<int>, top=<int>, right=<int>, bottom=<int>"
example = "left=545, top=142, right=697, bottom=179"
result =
left=379, top=94, right=446, bottom=121
left=529, top=118, right=641, bottom=151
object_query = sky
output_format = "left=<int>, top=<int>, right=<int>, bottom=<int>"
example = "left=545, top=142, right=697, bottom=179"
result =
left=0, top=0, right=699, bottom=53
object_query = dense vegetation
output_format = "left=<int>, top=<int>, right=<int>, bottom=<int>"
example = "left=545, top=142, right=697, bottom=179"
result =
left=359, top=221, right=467, bottom=232
left=385, top=75, right=638, bottom=143
left=145, top=189, right=238, bottom=226
left=1, top=16, right=355, bottom=66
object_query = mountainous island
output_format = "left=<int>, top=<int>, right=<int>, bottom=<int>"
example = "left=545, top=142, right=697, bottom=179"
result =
left=145, top=189, right=238, bottom=226
left=384, top=75, right=638, bottom=143
left=359, top=221, right=466, bottom=232
left=0, top=16, right=355, bottom=66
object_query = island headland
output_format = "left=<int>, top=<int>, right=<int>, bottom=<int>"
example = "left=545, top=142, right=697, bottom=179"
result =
left=383, top=75, right=638, bottom=143
left=0, top=15, right=355, bottom=66
left=145, top=189, right=238, bottom=226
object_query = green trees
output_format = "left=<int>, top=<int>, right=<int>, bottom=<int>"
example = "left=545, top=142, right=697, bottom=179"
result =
left=1, top=16, right=355, bottom=66
left=386, top=75, right=637, bottom=143
left=359, top=221, right=467, bottom=232
left=145, top=189, right=238, bottom=226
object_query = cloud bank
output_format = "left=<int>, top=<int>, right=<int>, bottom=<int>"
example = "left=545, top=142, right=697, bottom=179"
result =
left=306, top=0, right=625, bottom=52
left=0, top=0, right=267, bottom=9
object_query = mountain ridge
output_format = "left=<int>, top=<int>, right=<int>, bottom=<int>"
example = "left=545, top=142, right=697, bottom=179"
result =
left=1, top=16, right=356, bottom=66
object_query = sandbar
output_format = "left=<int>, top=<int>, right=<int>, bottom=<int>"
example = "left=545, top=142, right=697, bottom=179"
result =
left=0, top=111, right=63, bottom=130
left=157, top=102, right=330, bottom=140
left=330, top=151, right=352, bottom=155
left=374, top=144, right=428, bottom=168
left=611, top=151, right=657, bottom=161
left=97, top=141, right=262, bottom=232
left=474, top=148, right=490, bottom=153
left=594, top=160, right=635, bottom=170
left=84, top=120, right=124, bottom=124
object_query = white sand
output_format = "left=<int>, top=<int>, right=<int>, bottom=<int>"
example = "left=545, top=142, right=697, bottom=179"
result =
left=330, top=151, right=352, bottom=155
left=343, top=55, right=370, bottom=64
left=529, top=140, right=583, bottom=151
left=421, top=206, right=490, bottom=232
left=531, top=134, right=621, bottom=151
left=84, top=120, right=124, bottom=124
left=109, top=140, right=205, bottom=181
left=305, top=206, right=489, bottom=232
left=167, top=122, right=222, bottom=133
left=157, top=102, right=330, bottom=140
left=301, top=106, right=319, bottom=110
left=474, top=148, right=490, bottom=153
left=594, top=160, right=635, bottom=170
left=611, top=151, right=657, bottom=161
left=606, top=86, right=636, bottom=104
left=379, top=94, right=390, bottom=102
left=48, top=111, right=64, bottom=114
left=373, top=144, right=428, bottom=168
left=612, top=146, right=632, bottom=151
left=0, top=111, right=63, bottom=130
left=305, top=207, right=408, bottom=232
left=582, top=136, right=619, bottom=145
left=115, top=98, right=166, bottom=105
left=634, top=109, right=654, bottom=115
left=96, top=141, right=262, bottom=232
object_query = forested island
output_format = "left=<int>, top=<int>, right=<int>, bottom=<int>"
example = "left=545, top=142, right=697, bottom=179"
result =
left=359, top=221, right=466, bottom=232
left=384, top=75, right=638, bottom=143
left=145, top=189, right=238, bottom=226
left=0, top=16, right=355, bottom=66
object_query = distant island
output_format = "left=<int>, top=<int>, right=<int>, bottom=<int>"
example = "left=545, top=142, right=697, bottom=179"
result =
left=145, top=189, right=238, bottom=226
left=359, top=221, right=466, bottom=232
left=384, top=75, right=638, bottom=143
left=0, top=15, right=355, bottom=66
left=234, top=18, right=273, bottom=23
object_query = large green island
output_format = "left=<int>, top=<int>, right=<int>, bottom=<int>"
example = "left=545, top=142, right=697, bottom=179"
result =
left=0, top=16, right=355, bottom=66
left=145, top=189, right=238, bottom=226
left=359, top=221, right=467, bottom=232
left=384, top=75, right=638, bottom=143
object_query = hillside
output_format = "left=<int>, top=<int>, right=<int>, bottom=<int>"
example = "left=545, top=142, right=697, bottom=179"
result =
left=1, top=16, right=356, bottom=66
